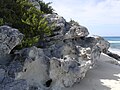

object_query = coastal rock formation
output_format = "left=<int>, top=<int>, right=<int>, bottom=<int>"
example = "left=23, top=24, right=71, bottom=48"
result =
left=64, top=21, right=89, bottom=39
left=44, top=14, right=67, bottom=46
left=0, top=25, right=23, bottom=55
left=93, top=35, right=110, bottom=53
left=47, top=38, right=101, bottom=90
left=16, top=46, right=50, bottom=89
left=0, top=14, right=110, bottom=90
left=0, top=26, right=23, bottom=65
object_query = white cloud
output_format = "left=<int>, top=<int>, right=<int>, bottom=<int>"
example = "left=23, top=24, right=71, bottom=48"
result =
left=44, top=0, right=120, bottom=25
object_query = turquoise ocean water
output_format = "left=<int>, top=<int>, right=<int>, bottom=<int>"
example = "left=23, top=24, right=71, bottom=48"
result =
left=103, top=37, right=120, bottom=50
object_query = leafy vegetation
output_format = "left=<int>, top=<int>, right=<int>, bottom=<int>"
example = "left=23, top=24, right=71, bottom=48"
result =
left=0, top=0, right=54, bottom=49
left=69, top=19, right=79, bottom=26
left=33, top=0, right=54, bottom=14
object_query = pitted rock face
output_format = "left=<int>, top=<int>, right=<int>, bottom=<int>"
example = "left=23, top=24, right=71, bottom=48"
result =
left=44, top=14, right=66, bottom=27
left=48, top=37, right=102, bottom=90
left=64, top=22, right=89, bottom=39
left=44, top=14, right=67, bottom=46
left=0, top=25, right=23, bottom=55
left=44, top=14, right=89, bottom=47
left=0, top=14, right=110, bottom=90
left=93, top=35, right=110, bottom=53
left=44, top=14, right=66, bottom=34
left=16, top=46, right=50, bottom=89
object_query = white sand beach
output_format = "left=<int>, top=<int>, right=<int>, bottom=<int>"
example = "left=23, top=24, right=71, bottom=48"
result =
left=109, top=48, right=120, bottom=55
left=64, top=52, right=120, bottom=90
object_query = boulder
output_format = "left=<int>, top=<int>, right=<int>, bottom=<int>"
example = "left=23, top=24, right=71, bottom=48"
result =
left=0, top=25, right=23, bottom=55
left=16, top=46, right=50, bottom=89
left=44, top=14, right=89, bottom=47
left=6, top=37, right=101, bottom=90
left=93, top=35, right=110, bottom=53
left=64, top=21, right=89, bottom=39
left=44, top=14, right=67, bottom=46
left=44, top=14, right=66, bottom=32
left=0, top=15, right=110, bottom=90
left=48, top=37, right=101, bottom=90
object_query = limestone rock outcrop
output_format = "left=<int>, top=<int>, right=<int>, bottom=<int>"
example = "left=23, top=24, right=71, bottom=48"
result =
left=44, top=14, right=67, bottom=46
left=47, top=38, right=101, bottom=90
left=93, top=35, right=110, bottom=53
left=0, top=14, right=110, bottom=90
left=0, top=25, right=23, bottom=56
left=64, top=21, right=89, bottom=39
left=16, top=46, right=50, bottom=89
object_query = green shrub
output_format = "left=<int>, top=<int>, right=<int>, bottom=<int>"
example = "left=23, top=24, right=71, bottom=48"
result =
left=34, top=0, right=54, bottom=14
left=0, top=0, right=54, bottom=49
left=0, top=18, right=4, bottom=25
left=69, top=19, right=79, bottom=26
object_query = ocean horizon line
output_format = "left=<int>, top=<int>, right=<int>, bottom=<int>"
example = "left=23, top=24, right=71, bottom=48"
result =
left=102, top=36, right=120, bottom=37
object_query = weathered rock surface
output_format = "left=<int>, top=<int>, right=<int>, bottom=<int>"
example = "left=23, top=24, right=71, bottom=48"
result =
left=16, top=46, right=50, bottom=89
left=0, top=69, right=5, bottom=83
left=64, top=21, right=89, bottom=39
left=0, top=14, right=110, bottom=90
left=0, top=25, right=23, bottom=55
left=4, top=79, right=28, bottom=90
left=44, top=14, right=66, bottom=33
left=93, top=35, right=110, bottom=53
left=47, top=37, right=101, bottom=90
left=44, top=14, right=67, bottom=46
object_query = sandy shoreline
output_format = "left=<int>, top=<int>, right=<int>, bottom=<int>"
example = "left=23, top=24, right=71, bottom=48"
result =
left=109, top=48, right=120, bottom=55
left=63, top=52, right=120, bottom=90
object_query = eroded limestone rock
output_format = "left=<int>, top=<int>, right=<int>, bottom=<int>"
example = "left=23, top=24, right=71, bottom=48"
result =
left=0, top=69, right=5, bottom=83
left=48, top=37, right=101, bottom=90
left=0, top=14, right=110, bottom=90
left=64, top=21, right=89, bottom=39
left=44, top=14, right=66, bottom=32
left=44, top=14, right=67, bottom=46
left=0, top=25, right=23, bottom=56
left=93, top=35, right=110, bottom=53
left=16, top=46, right=50, bottom=89
left=4, top=79, right=27, bottom=90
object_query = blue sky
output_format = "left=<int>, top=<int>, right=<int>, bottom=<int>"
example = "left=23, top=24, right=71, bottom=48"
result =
left=44, top=0, right=120, bottom=36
